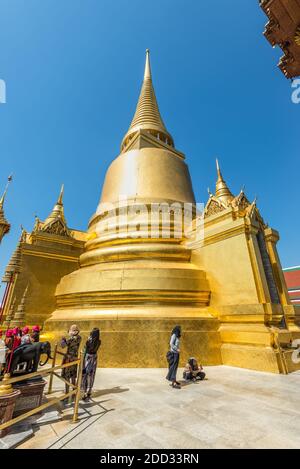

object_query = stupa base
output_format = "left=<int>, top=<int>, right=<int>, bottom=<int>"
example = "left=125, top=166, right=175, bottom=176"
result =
left=44, top=307, right=222, bottom=367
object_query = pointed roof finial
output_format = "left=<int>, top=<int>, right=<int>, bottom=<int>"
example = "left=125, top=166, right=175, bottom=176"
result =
left=144, top=49, right=151, bottom=80
left=57, top=183, right=64, bottom=205
left=43, top=184, right=66, bottom=228
left=121, top=50, right=174, bottom=151
left=0, top=174, right=12, bottom=209
left=0, top=175, right=12, bottom=240
left=216, top=158, right=222, bottom=181
left=215, top=159, right=234, bottom=205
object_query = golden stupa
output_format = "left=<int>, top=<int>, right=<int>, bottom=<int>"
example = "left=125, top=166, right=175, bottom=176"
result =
left=45, top=50, right=217, bottom=367
left=2, top=51, right=300, bottom=373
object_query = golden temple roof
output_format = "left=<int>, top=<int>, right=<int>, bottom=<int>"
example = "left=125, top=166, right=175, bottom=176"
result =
left=215, top=159, right=234, bottom=205
left=121, top=50, right=174, bottom=151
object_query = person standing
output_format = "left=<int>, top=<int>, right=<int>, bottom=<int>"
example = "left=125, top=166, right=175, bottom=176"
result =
left=60, top=324, right=82, bottom=398
left=5, top=328, right=21, bottom=373
left=31, top=325, right=41, bottom=343
left=81, top=328, right=101, bottom=401
left=12, top=327, right=21, bottom=348
left=0, top=330, right=7, bottom=375
left=4, top=330, right=13, bottom=373
left=166, top=325, right=181, bottom=389
left=21, top=326, right=31, bottom=345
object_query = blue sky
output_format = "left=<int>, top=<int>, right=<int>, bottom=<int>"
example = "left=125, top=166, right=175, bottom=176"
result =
left=0, top=0, right=299, bottom=278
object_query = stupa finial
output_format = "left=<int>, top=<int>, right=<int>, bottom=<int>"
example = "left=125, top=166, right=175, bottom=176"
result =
left=57, top=183, right=64, bottom=205
left=121, top=50, right=174, bottom=151
left=43, top=184, right=66, bottom=227
left=144, top=49, right=151, bottom=80
left=215, top=159, right=234, bottom=205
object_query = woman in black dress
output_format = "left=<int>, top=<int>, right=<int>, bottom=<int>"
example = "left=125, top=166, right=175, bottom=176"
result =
left=82, top=328, right=101, bottom=401
left=60, top=324, right=82, bottom=397
left=166, top=325, right=181, bottom=389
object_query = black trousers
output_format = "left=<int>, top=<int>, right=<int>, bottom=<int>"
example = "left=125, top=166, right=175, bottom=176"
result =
left=166, top=352, right=180, bottom=382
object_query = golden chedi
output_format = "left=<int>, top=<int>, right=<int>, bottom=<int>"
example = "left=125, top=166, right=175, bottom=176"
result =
left=45, top=50, right=220, bottom=367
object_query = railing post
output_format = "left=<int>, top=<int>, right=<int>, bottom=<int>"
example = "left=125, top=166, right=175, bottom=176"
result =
left=47, top=343, right=57, bottom=394
left=73, top=351, right=84, bottom=423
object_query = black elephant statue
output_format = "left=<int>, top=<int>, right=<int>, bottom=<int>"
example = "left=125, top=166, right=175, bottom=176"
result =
left=10, top=341, right=52, bottom=375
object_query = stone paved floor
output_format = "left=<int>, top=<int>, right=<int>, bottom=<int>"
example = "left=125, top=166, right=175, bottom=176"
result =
left=17, top=366, right=300, bottom=449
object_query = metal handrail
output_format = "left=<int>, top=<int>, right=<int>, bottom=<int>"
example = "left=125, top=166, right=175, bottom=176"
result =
left=0, top=344, right=84, bottom=432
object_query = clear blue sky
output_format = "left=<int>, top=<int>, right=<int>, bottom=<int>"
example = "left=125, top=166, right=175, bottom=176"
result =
left=0, top=0, right=299, bottom=279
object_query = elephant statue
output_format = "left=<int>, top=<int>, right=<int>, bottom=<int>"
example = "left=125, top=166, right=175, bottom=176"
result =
left=9, top=341, right=52, bottom=375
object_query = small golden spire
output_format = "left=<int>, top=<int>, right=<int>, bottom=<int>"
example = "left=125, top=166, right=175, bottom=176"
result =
left=0, top=174, right=12, bottom=210
left=2, top=231, right=23, bottom=282
left=215, top=159, right=234, bottom=205
left=2, top=296, right=17, bottom=327
left=121, top=50, right=174, bottom=151
left=43, top=184, right=66, bottom=227
left=0, top=175, right=12, bottom=241
left=57, top=183, right=64, bottom=205
left=10, top=284, right=29, bottom=328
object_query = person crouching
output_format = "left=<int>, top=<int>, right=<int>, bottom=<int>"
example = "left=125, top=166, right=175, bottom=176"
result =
left=183, top=357, right=205, bottom=382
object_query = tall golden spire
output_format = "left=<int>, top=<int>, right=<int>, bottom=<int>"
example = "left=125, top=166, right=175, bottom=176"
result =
left=2, top=232, right=23, bottom=282
left=2, top=296, right=16, bottom=328
left=121, top=49, right=174, bottom=151
left=215, top=159, right=234, bottom=205
left=43, top=184, right=66, bottom=227
left=10, top=284, right=29, bottom=328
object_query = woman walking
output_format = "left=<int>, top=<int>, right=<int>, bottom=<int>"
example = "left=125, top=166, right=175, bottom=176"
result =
left=60, top=324, right=82, bottom=398
left=166, top=325, right=181, bottom=389
left=82, top=328, right=101, bottom=401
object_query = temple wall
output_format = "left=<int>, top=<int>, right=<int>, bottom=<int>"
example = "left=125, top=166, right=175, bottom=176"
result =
left=4, top=233, right=85, bottom=327
left=187, top=211, right=300, bottom=373
left=191, top=231, right=258, bottom=309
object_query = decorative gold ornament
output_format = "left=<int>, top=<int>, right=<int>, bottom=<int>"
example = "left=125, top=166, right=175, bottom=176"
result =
left=294, top=26, right=300, bottom=46
left=0, top=374, right=13, bottom=396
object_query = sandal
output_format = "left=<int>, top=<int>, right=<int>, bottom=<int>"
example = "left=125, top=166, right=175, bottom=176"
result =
left=172, top=383, right=181, bottom=389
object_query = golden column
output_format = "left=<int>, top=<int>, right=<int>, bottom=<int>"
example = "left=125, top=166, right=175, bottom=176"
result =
left=45, top=50, right=221, bottom=367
